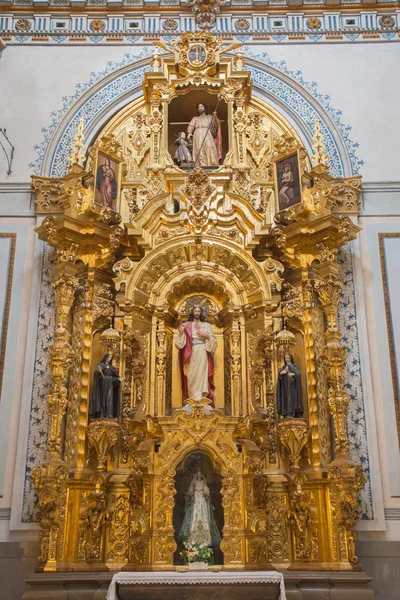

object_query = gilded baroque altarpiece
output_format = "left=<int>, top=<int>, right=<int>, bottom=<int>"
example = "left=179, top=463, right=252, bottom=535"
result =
left=30, top=32, right=365, bottom=573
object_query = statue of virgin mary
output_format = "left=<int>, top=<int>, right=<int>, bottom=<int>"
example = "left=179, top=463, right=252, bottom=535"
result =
left=179, top=469, right=221, bottom=547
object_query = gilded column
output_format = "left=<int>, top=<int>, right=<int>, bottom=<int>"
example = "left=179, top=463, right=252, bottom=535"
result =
left=231, top=316, right=242, bottom=415
left=156, top=310, right=167, bottom=416
left=314, top=271, right=349, bottom=460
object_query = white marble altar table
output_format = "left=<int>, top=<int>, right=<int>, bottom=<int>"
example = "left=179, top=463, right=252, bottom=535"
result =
left=106, top=570, right=286, bottom=600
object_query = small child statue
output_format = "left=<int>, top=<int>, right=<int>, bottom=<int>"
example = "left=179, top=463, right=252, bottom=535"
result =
left=174, top=132, right=193, bottom=166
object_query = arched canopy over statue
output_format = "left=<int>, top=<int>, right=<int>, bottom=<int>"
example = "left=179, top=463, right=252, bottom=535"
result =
left=175, top=305, right=218, bottom=407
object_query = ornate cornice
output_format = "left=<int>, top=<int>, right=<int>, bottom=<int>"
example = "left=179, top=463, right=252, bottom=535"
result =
left=0, top=10, right=399, bottom=45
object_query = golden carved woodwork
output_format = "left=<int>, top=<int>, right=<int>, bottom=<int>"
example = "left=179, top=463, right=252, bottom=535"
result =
left=311, top=117, right=329, bottom=170
left=78, top=491, right=109, bottom=564
left=287, top=490, right=317, bottom=563
left=31, top=32, right=365, bottom=574
left=86, top=420, right=121, bottom=471
left=68, top=117, right=86, bottom=168
left=277, top=419, right=309, bottom=472
left=31, top=462, right=68, bottom=568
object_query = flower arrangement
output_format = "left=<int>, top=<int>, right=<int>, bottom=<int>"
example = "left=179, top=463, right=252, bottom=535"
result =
left=180, top=543, right=214, bottom=564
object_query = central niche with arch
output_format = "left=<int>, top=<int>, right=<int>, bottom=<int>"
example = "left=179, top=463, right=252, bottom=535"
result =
left=173, top=451, right=224, bottom=565
left=168, top=90, right=228, bottom=167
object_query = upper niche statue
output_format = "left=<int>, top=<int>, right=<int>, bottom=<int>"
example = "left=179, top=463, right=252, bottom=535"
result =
left=187, top=102, right=222, bottom=168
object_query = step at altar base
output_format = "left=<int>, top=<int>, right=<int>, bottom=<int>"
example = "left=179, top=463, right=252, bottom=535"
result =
left=22, top=570, right=375, bottom=599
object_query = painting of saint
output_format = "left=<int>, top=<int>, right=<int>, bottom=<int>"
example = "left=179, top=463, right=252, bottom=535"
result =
left=276, top=153, right=302, bottom=211
left=95, top=154, right=119, bottom=210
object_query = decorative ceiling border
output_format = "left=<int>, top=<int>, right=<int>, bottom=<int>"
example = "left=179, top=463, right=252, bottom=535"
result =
left=29, top=48, right=362, bottom=179
left=1, top=11, right=400, bottom=43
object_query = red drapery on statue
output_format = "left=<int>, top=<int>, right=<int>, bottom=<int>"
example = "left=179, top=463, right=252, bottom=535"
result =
left=178, top=322, right=215, bottom=407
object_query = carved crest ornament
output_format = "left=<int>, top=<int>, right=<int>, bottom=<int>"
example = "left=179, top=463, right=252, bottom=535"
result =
left=31, top=32, right=364, bottom=575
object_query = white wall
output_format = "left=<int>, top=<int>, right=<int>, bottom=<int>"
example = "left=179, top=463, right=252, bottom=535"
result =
left=0, top=41, right=400, bottom=183
left=263, top=43, right=400, bottom=184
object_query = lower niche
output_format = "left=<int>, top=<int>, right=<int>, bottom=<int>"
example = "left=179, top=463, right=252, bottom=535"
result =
left=173, top=451, right=224, bottom=566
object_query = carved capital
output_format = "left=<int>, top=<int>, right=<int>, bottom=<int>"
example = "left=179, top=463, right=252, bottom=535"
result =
left=330, top=176, right=362, bottom=213
left=314, top=274, right=343, bottom=333
left=277, top=418, right=309, bottom=471
left=57, top=243, right=79, bottom=263
left=52, top=274, right=79, bottom=325
left=87, top=420, right=120, bottom=471
left=31, top=176, right=65, bottom=214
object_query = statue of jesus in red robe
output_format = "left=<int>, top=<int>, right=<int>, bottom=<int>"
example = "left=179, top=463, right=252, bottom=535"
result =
left=175, top=306, right=217, bottom=407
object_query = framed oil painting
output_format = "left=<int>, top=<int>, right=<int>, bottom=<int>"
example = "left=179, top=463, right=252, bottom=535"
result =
left=275, top=151, right=302, bottom=212
left=93, top=149, right=122, bottom=211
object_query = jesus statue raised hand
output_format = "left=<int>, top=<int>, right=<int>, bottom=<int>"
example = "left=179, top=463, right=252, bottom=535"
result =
left=175, top=305, right=217, bottom=407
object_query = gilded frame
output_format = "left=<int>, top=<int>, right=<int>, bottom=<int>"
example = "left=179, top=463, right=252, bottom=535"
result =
left=0, top=233, right=16, bottom=401
left=274, top=150, right=302, bottom=212
left=93, top=148, right=122, bottom=212
left=379, top=232, right=400, bottom=446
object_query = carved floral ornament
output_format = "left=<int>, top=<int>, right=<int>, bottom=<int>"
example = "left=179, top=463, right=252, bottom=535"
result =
left=235, top=18, right=250, bottom=31
left=379, top=14, right=395, bottom=28
left=188, top=0, right=226, bottom=29
left=162, top=19, right=178, bottom=31
left=307, top=17, right=322, bottom=30
left=15, top=19, right=31, bottom=31
left=113, top=241, right=281, bottom=310
left=90, top=19, right=106, bottom=32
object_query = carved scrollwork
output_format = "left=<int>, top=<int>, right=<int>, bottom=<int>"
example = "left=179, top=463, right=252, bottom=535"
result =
left=180, top=168, right=216, bottom=233
left=108, top=494, right=130, bottom=562
left=128, top=112, right=150, bottom=164
left=328, top=465, right=365, bottom=563
left=246, top=112, right=269, bottom=167
left=330, top=176, right=362, bottom=213
left=86, top=420, right=120, bottom=472
left=31, top=464, right=69, bottom=565
left=32, top=177, right=65, bottom=214
left=287, top=491, right=316, bottom=561
left=266, top=494, right=289, bottom=561
left=78, top=491, right=109, bottom=563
